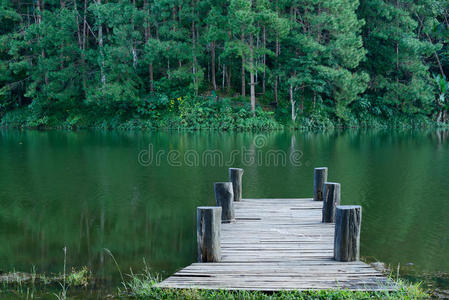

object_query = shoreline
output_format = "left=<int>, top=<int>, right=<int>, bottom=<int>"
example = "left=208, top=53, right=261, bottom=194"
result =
left=1, top=119, right=447, bottom=132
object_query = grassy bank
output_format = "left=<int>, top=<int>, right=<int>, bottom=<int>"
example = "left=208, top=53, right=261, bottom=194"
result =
left=120, top=270, right=429, bottom=299
left=0, top=95, right=446, bottom=131
left=124, top=288, right=429, bottom=300
left=0, top=268, right=431, bottom=299
left=0, top=267, right=90, bottom=299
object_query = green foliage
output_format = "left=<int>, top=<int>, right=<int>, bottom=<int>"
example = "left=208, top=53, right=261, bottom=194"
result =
left=137, top=93, right=170, bottom=119
left=65, top=267, right=90, bottom=287
left=0, top=0, right=448, bottom=129
left=358, top=0, right=437, bottom=115
left=433, top=74, right=449, bottom=113
left=171, top=96, right=282, bottom=130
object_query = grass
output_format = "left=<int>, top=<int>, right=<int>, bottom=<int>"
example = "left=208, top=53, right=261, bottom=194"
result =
left=0, top=257, right=430, bottom=299
left=0, top=247, right=90, bottom=300
left=0, top=268, right=89, bottom=288
left=121, top=268, right=430, bottom=299
left=0, top=267, right=90, bottom=300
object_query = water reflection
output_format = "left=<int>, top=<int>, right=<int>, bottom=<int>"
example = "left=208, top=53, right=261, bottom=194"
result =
left=0, top=129, right=448, bottom=293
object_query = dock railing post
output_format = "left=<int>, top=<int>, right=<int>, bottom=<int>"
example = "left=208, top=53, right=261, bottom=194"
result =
left=322, top=182, right=340, bottom=223
left=229, top=168, right=244, bottom=202
left=334, top=205, right=362, bottom=262
left=214, top=182, right=235, bottom=223
left=313, top=167, right=328, bottom=201
left=197, top=206, right=222, bottom=262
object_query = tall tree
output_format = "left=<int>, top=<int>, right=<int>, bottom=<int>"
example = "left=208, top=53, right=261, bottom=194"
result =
left=359, top=0, right=435, bottom=114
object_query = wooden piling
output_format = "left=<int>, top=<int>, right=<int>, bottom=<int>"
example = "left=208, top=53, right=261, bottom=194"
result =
left=197, top=206, right=222, bottom=262
left=313, top=167, right=328, bottom=201
left=334, top=205, right=362, bottom=262
left=214, top=182, right=235, bottom=223
left=229, top=168, right=244, bottom=202
left=322, top=182, right=340, bottom=223
left=160, top=199, right=394, bottom=291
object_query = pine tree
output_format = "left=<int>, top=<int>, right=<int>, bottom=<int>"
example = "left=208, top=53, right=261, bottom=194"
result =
left=280, top=0, right=368, bottom=122
left=359, top=0, right=435, bottom=114
left=0, top=0, right=448, bottom=126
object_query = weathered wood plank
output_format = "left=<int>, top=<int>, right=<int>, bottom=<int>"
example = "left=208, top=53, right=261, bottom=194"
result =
left=197, top=207, right=222, bottom=262
left=158, top=198, right=395, bottom=291
left=334, top=205, right=362, bottom=262
left=214, top=182, right=235, bottom=223
left=229, top=168, right=243, bottom=202
left=314, top=168, right=328, bottom=201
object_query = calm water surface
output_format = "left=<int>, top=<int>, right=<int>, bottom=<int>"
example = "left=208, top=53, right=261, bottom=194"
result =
left=0, top=129, right=448, bottom=297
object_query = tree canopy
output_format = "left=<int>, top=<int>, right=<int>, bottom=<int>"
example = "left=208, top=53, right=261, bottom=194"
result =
left=0, top=0, right=448, bottom=129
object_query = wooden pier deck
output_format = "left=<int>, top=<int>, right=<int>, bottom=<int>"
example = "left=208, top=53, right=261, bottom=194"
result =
left=157, top=198, right=396, bottom=291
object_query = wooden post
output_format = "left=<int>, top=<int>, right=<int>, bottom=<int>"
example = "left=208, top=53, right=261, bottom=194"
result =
left=197, top=206, right=222, bottom=262
left=229, top=168, right=243, bottom=202
left=322, top=182, right=340, bottom=223
left=334, top=205, right=362, bottom=262
left=214, top=182, right=235, bottom=223
left=313, top=167, right=328, bottom=201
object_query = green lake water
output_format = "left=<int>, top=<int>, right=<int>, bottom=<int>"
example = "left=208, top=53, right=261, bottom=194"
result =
left=0, top=129, right=448, bottom=298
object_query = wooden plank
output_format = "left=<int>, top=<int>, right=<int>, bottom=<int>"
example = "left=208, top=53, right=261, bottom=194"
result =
left=156, top=198, right=396, bottom=292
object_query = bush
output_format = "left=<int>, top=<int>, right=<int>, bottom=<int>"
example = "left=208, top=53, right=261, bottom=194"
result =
left=1, top=93, right=444, bottom=131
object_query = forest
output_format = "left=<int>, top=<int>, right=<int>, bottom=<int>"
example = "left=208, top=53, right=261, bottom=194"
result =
left=0, top=0, right=448, bottom=130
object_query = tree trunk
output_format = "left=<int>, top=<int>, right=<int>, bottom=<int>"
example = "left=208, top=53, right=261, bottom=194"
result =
left=395, top=0, right=400, bottom=109
left=211, top=41, right=217, bottom=91
left=149, top=64, right=154, bottom=92
left=274, top=36, right=279, bottom=106
left=249, top=33, right=255, bottom=113
left=226, top=30, right=232, bottom=94
left=290, top=81, right=295, bottom=122
left=222, top=64, right=225, bottom=89
left=241, top=28, right=246, bottom=98
left=82, top=0, right=87, bottom=50
left=36, top=0, right=42, bottom=24
left=131, top=0, right=137, bottom=69
left=81, top=0, right=87, bottom=91
left=191, top=0, right=198, bottom=95
left=97, top=0, right=106, bottom=86
left=74, top=0, right=85, bottom=95
left=74, top=0, right=82, bottom=52
left=167, top=58, right=171, bottom=79
left=226, top=65, right=231, bottom=94
left=36, top=0, right=49, bottom=86
left=145, top=0, right=154, bottom=92
left=255, top=28, right=258, bottom=85
left=262, top=26, right=266, bottom=95
left=436, top=111, right=442, bottom=122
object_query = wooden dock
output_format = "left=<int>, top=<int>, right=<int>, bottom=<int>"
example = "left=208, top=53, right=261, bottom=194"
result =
left=157, top=198, right=396, bottom=291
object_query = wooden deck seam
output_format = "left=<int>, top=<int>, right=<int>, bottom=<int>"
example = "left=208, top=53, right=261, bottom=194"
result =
left=157, top=198, right=396, bottom=291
